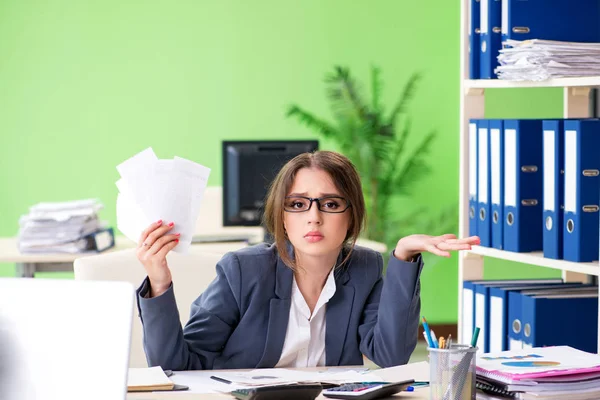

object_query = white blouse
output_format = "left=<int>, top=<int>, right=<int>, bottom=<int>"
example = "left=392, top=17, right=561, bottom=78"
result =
left=275, top=269, right=337, bottom=367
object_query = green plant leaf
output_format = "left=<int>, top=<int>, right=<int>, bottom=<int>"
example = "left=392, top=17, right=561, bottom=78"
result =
left=387, top=72, right=422, bottom=125
left=370, top=65, right=383, bottom=115
left=392, top=129, right=437, bottom=194
left=286, top=105, right=339, bottom=138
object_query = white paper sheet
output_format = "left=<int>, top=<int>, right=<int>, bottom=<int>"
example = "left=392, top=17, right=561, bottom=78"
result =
left=115, top=148, right=211, bottom=253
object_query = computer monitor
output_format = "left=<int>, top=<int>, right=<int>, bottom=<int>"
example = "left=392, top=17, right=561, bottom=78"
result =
left=222, top=140, right=319, bottom=227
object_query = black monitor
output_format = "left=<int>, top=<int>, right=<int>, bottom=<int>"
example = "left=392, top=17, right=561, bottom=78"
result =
left=222, top=140, right=319, bottom=227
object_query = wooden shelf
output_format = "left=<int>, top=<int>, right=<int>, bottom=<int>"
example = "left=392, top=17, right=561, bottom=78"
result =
left=465, top=76, right=600, bottom=89
left=467, top=246, right=600, bottom=277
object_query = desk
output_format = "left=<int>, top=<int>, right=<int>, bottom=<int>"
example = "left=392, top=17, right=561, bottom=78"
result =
left=0, top=235, right=387, bottom=278
left=127, top=363, right=430, bottom=399
left=0, top=236, right=249, bottom=278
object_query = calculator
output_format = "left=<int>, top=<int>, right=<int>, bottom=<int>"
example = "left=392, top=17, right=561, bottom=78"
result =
left=230, top=383, right=323, bottom=400
left=322, top=380, right=415, bottom=400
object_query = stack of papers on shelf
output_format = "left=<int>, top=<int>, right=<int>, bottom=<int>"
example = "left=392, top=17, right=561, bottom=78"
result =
left=495, top=39, right=600, bottom=81
left=476, top=346, right=600, bottom=399
left=116, top=147, right=210, bottom=253
left=17, top=199, right=113, bottom=253
left=127, top=366, right=174, bottom=392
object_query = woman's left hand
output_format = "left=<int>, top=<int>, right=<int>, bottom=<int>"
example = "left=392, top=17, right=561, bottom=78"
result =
left=393, top=234, right=481, bottom=261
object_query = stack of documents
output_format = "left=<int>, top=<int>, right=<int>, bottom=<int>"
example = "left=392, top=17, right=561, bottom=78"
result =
left=116, top=148, right=210, bottom=253
left=476, top=346, right=600, bottom=399
left=495, top=39, right=600, bottom=81
left=17, top=199, right=113, bottom=253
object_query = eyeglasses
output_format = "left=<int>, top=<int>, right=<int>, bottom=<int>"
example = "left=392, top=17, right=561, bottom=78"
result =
left=284, top=196, right=351, bottom=213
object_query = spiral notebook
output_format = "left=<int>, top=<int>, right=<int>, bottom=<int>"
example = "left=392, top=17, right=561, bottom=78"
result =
left=476, top=379, right=515, bottom=398
left=476, top=346, right=600, bottom=384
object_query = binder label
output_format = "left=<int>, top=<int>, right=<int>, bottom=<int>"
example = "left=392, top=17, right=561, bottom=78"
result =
left=479, top=127, right=489, bottom=204
left=543, top=130, right=555, bottom=212
left=470, top=123, right=477, bottom=197
left=565, top=130, right=577, bottom=213
left=505, top=129, right=516, bottom=207
left=491, top=128, right=501, bottom=206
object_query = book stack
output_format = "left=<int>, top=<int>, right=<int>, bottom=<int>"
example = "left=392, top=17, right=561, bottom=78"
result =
left=476, top=346, right=600, bottom=399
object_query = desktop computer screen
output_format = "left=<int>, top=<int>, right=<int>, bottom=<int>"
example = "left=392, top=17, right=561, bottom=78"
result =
left=222, top=140, right=319, bottom=227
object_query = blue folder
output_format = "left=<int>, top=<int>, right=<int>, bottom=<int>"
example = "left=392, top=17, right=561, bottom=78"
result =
left=563, top=120, right=600, bottom=262
left=501, top=0, right=600, bottom=44
left=475, top=279, right=562, bottom=353
left=521, top=292, right=598, bottom=353
left=489, top=120, right=503, bottom=249
left=479, top=0, right=502, bottom=79
left=503, top=120, right=543, bottom=252
left=507, top=285, right=596, bottom=350
left=469, top=120, right=479, bottom=237
left=542, top=120, right=564, bottom=260
left=477, top=120, right=491, bottom=247
left=469, top=0, right=481, bottom=79
left=489, top=283, right=588, bottom=352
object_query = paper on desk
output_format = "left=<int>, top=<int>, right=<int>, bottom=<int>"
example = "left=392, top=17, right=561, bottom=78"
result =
left=127, top=366, right=173, bottom=390
left=211, top=368, right=385, bottom=387
left=115, top=148, right=211, bottom=253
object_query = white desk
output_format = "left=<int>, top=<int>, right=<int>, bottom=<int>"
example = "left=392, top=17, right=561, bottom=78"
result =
left=127, top=362, right=430, bottom=399
left=0, top=236, right=250, bottom=278
left=0, top=235, right=387, bottom=278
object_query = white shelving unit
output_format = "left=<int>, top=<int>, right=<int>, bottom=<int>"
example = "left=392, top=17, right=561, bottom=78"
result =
left=457, top=0, right=600, bottom=349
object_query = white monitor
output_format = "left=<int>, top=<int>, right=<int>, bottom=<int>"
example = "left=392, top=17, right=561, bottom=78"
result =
left=0, top=278, right=134, bottom=400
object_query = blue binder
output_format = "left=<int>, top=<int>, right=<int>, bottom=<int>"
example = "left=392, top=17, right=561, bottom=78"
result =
left=469, top=0, right=481, bottom=79
left=542, top=120, right=564, bottom=260
left=563, top=120, right=600, bottom=262
left=503, top=120, right=543, bottom=253
left=489, top=120, right=503, bottom=249
left=479, top=0, right=502, bottom=79
left=522, top=292, right=598, bottom=353
left=478, top=120, right=491, bottom=247
left=475, top=279, right=562, bottom=353
left=507, top=286, right=595, bottom=350
left=469, top=120, right=479, bottom=237
left=489, top=282, right=587, bottom=352
left=501, top=0, right=600, bottom=44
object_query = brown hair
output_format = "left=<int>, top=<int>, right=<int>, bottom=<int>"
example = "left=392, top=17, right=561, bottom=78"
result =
left=263, top=150, right=366, bottom=270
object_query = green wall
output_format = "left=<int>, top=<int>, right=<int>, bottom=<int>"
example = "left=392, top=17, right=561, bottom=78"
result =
left=0, top=1, right=565, bottom=322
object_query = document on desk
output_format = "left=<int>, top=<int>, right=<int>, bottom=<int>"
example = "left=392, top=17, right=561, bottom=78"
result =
left=115, top=147, right=211, bottom=253
left=163, top=368, right=387, bottom=394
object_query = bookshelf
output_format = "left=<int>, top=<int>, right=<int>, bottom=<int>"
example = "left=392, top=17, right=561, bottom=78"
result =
left=457, top=0, right=600, bottom=350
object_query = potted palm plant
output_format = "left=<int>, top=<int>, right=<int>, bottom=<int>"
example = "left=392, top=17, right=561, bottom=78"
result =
left=287, top=66, right=456, bottom=256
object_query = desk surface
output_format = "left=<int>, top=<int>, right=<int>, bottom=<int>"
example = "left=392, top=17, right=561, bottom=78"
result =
left=126, top=363, right=429, bottom=399
left=0, top=236, right=250, bottom=263
left=0, top=236, right=386, bottom=264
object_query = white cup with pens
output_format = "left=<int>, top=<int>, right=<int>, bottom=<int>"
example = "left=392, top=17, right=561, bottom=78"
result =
left=423, top=317, right=478, bottom=400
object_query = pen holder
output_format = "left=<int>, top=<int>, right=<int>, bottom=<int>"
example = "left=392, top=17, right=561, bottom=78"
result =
left=428, top=344, right=477, bottom=400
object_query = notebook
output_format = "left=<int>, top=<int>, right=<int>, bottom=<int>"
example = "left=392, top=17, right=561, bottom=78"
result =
left=477, top=346, right=600, bottom=384
left=127, top=366, right=174, bottom=392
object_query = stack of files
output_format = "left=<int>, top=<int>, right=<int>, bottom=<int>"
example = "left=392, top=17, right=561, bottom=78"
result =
left=476, top=346, right=600, bottom=400
left=116, top=148, right=211, bottom=253
left=496, top=40, right=600, bottom=81
left=17, top=199, right=114, bottom=253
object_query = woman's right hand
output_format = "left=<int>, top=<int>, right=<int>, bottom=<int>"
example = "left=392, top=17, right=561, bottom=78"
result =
left=136, top=220, right=180, bottom=298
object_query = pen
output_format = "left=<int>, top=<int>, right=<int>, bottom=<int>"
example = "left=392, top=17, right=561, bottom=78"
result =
left=421, top=317, right=437, bottom=348
left=431, top=329, right=439, bottom=348
left=471, top=327, right=480, bottom=347
left=210, top=375, right=232, bottom=384
left=422, top=331, right=431, bottom=347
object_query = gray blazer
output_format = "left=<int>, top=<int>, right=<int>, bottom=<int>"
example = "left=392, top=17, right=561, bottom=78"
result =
left=136, top=243, right=423, bottom=371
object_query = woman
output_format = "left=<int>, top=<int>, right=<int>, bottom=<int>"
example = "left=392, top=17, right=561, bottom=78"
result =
left=136, top=150, right=478, bottom=371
